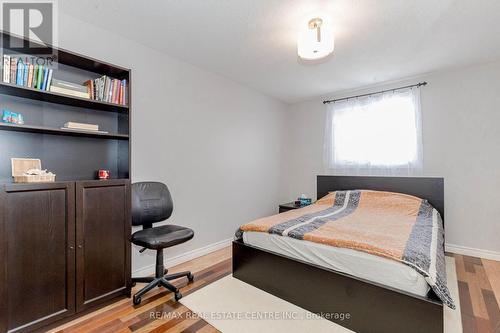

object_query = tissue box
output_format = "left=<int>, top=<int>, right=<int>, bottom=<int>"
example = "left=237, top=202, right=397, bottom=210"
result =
left=299, top=198, right=312, bottom=205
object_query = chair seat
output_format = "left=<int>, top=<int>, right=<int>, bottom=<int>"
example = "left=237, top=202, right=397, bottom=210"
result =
left=131, top=225, right=194, bottom=250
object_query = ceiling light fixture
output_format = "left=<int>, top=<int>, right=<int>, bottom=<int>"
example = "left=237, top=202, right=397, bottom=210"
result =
left=297, top=16, right=334, bottom=60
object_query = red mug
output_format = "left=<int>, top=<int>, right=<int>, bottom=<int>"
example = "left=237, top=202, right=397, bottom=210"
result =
left=98, top=169, right=110, bottom=179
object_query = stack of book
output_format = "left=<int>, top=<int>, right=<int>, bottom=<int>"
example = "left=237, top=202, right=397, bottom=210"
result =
left=2, top=55, right=53, bottom=91
left=50, top=79, right=89, bottom=99
left=84, top=76, right=128, bottom=106
left=61, top=122, right=108, bottom=134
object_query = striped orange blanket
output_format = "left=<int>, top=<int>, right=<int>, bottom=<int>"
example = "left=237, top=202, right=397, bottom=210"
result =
left=236, top=190, right=455, bottom=309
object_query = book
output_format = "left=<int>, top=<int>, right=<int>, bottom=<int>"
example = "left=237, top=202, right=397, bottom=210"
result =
left=99, top=77, right=104, bottom=101
left=16, top=61, right=23, bottom=85
left=23, top=62, right=29, bottom=86
left=51, top=78, right=88, bottom=93
left=83, top=80, right=94, bottom=99
left=36, top=65, right=43, bottom=89
left=45, top=69, right=53, bottom=91
left=52, top=78, right=87, bottom=92
left=3, top=55, right=10, bottom=83
left=113, top=79, right=119, bottom=104
left=118, top=82, right=122, bottom=104
left=104, top=77, right=108, bottom=101
left=90, top=80, right=94, bottom=99
left=94, top=78, right=99, bottom=100
left=110, top=79, right=115, bottom=104
left=60, top=127, right=108, bottom=134
left=10, top=58, right=17, bottom=84
left=27, top=64, right=34, bottom=88
left=101, top=77, right=106, bottom=101
left=108, top=77, right=113, bottom=102
left=64, top=122, right=99, bottom=131
left=122, top=79, right=128, bottom=105
left=107, top=77, right=112, bottom=102
left=49, top=85, right=90, bottom=98
left=103, top=76, right=110, bottom=102
left=32, top=65, right=38, bottom=88
left=41, top=67, right=49, bottom=90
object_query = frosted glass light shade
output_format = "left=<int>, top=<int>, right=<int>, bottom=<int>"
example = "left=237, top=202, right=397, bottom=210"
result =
left=297, top=17, right=334, bottom=60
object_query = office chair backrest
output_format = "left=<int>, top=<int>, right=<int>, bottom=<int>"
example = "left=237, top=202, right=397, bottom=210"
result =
left=131, top=182, right=173, bottom=228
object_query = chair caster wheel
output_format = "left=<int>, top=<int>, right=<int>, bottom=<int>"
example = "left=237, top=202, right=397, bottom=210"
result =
left=187, top=273, right=194, bottom=282
left=174, top=291, right=183, bottom=301
left=133, top=295, right=142, bottom=305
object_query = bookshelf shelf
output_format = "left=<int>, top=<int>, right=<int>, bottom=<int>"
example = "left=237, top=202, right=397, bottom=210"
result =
left=0, top=122, right=129, bottom=140
left=1, top=30, right=129, bottom=79
left=0, top=82, right=129, bottom=113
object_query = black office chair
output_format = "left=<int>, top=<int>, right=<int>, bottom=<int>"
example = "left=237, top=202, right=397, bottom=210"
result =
left=131, top=182, right=194, bottom=305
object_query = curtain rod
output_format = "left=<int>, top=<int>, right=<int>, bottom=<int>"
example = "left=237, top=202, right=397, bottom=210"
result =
left=322, top=81, right=428, bottom=104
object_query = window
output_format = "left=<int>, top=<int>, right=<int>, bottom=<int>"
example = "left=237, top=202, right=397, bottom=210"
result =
left=323, top=87, right=422, bottom=175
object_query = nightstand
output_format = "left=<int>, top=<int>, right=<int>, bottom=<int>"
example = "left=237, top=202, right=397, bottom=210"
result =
left=279, top=202, right=306, bottom=213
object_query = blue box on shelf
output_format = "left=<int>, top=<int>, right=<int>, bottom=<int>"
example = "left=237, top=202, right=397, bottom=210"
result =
left=2, top=109, right=24, bottom=124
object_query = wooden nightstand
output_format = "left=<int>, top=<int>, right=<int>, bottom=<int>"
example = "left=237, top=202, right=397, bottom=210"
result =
left=279, top=202, right=306, bottom=213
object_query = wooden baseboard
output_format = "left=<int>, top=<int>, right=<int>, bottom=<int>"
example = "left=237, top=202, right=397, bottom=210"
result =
left=446, top=243, right=500, bottom=261
left=132, top=238, right=233, bottom=277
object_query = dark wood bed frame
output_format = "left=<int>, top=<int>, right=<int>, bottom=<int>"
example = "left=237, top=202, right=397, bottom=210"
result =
left=233, top=175, right=445, bottom=333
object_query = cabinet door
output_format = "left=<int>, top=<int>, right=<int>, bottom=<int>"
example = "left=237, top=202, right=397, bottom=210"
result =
left=75, top=180, right=131, bottom=312
left=0, top=182, right=76, bottom=333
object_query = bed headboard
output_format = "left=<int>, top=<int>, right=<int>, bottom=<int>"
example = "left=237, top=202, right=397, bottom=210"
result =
left=317, top=175, right=444, bottom=219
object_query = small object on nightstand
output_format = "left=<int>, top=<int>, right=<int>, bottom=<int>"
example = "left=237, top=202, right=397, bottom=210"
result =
left=98, top=169, right=110, bottom=179
left=280, top=194, right=313, bottom=213
left=298, top=194, right=312, bottom=206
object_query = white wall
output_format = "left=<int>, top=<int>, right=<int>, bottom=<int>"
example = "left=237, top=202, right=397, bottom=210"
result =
left=282, top=60, right=500, bottom=255
left=57, top=13, right=288, bottom=272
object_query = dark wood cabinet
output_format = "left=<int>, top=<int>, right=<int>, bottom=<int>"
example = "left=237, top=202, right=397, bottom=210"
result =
left=76, top=180, right=131, bottom=311
left=0, top=182, right=75, bottom=333
left=0, top=180, right=131, bottom=333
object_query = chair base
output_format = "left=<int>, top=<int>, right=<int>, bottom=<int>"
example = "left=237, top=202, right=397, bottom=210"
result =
left=131, top=249, right=194, bottom=305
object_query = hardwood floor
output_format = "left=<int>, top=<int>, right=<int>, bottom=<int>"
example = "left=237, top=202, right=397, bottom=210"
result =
left=47, top=247, right=231, bottom=333
left=454, top=254, right=500, bottom=333
left=48, top=248, right=500, bottom=333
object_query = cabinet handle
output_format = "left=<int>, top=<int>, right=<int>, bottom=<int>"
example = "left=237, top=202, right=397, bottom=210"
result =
left=69, top=246, right=75, bottom=250
left=78, top=245, right=83, bottom=249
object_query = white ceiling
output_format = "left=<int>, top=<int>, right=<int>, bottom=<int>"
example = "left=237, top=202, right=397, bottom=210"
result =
left=60, top=0, right=500, bottom=103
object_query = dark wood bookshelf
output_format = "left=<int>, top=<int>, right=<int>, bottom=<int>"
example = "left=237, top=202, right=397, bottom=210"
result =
left=0, top=31, right=132, bottom=333
left=0, top=82, right=129, bottom=113
left=0, top=122, right=129, bottom=140
left=0, top=29, right=131, bottom=182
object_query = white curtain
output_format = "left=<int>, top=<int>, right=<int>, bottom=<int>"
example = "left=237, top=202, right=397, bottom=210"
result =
left=323, top=87, right=423, bottom=175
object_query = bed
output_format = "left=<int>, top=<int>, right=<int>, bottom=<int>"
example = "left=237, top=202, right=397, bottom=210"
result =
left=232, top=175, right=448, bottom=333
